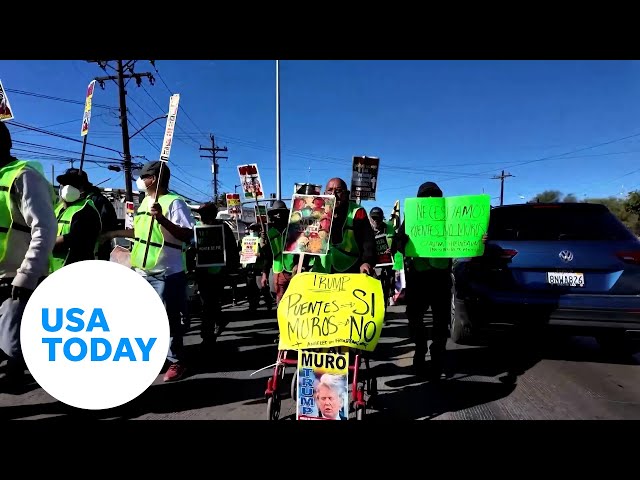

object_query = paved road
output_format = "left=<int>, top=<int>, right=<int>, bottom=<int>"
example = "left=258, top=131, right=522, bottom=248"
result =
left=1, top=301, right=639, bottom=420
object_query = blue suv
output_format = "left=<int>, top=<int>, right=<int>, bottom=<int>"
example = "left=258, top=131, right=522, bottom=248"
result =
left=451, top=202, right=640, bottom=353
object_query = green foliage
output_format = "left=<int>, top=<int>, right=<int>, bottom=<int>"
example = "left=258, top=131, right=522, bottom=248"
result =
left=530, top=190, right=640, bottom=235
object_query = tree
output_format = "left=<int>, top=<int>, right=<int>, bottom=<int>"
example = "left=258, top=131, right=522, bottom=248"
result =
left=530, top=190, right=562, bottom=203
left=214, top=192, right=227, bottom=208
left=585, top=196, right=639, bottom=235
left=624, top=190, right=640, bottom=216
left=530, top=189, right=640, bottom=234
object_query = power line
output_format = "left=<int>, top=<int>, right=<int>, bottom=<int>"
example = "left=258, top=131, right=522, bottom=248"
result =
left=5, top=88, right=117, bottom=110
left=7, top=120, right=123, bottom=154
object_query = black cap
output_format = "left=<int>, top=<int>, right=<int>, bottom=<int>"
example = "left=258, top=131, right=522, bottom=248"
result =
left=139, top=160, right=168, bottom=178
left=57, top=168, right=89, bottom=188
left=198, top=202, right=218, bottom=215
left=271, top=200, right=288, bottom=210
left=0, top=121, right=11, bottom=152
left=296, top=183, right=321, bottom=195
left=417, top=181, right=443, bottom=198
left=370, top=207, right=384, bottom=219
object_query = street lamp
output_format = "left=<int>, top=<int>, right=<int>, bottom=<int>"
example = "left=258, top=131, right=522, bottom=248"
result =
left=234, top=184, right=241, bottom=193
left=130, top=114, right=168, bottom=140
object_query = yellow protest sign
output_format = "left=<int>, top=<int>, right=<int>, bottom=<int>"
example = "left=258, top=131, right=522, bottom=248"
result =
left=277, top=272, right=385, bottom=352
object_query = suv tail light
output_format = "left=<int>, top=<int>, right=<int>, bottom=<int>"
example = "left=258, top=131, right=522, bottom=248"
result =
left=469, top=247, right=518, bottom=266
left=495, top=248, right=518, bottom=260
left=616, top=251, right=640, bottom=265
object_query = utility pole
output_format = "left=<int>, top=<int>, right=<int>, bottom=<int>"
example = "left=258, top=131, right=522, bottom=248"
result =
left=88, top=60, right=155, bottom=202
left=199, top=134, right=228, bottom=200
left=492, top=170, right=514, bottom=206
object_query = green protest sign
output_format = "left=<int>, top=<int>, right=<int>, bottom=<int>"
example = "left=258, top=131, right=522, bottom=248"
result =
left=404, top=194, right=490, bottom=258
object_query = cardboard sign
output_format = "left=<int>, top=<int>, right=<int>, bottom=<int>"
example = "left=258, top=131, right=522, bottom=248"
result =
left=350, top=156, right=379, bottom=201
left=284, top=194, right=335, bottom=256
left=0, top=80, right=15, bottom=122
left=160, top=94, right=180, bottom=163
left=404, top=194, right=490, bottom=258
left=237, top=163, right=264, bottom=201
left=226, top=193, right=241, bottom=215
left=80, top=80, right=96, bottom=137
left=277, top=272, right=385, bottom=352
left=294, top=183, right=322, bottom=195
left=194, top=224, right=226, bottom=267
left=297, top=351, right=349, bottom=421
left=240, top=236, right=259, bottom=264
left=255, top=204, right=267, bottom=224
left=124, top=201, right=135, bottom=230
left=375, top=234, right=393, bottom=267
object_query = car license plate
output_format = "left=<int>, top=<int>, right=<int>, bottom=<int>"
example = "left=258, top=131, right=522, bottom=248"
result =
left=547, top=272, right=584, bottom=287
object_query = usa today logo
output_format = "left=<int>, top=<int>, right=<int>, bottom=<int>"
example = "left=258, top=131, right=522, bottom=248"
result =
left=20, top=260, right=170, bottom=410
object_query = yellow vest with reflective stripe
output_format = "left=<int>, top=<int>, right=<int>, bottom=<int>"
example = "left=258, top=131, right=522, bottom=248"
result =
left=267, top=226, right=295, bottom=274
left=0, top=159, right=55, bottom=268
left=313, top=202, right=361, bottom=273
left=130, top=193, right=186, bottom=271
left=50, top=197, right=100, bottom=272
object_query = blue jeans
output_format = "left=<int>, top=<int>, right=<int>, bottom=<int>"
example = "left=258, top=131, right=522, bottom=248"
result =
left=145, top=271, right=188, bottom=364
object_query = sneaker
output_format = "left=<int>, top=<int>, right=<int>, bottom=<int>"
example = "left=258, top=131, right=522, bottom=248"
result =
left=163, top=362, right=186, bottom=382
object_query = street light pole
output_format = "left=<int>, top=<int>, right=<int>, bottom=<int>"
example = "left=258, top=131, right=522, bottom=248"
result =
left=130, top=114, right=167, bottom=140
left=275, top=60, right=282, bottom=201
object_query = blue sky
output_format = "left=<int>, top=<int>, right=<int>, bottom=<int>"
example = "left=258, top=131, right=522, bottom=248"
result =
left=2, top=59, right=640, bottom=215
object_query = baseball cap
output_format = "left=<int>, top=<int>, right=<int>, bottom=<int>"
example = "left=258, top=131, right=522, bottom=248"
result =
left=139, top=161, right=170, bottom=179
left=56, top=168, right=89, bottom=188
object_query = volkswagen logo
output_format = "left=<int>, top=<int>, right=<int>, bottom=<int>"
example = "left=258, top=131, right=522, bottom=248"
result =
left=559, top=250, right=574, bottom=263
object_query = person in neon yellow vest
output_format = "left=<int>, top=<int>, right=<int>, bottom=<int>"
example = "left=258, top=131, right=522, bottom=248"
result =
left=369, top=206, right=396, bottom=304
left=245, top=222, right=273, bottom=313
left=262, top=199, right=299, bottom=305
left=102, top=161, right=195, bottom=383
left=393, top=181, right=451, bottom=379
left=195, top=202, right=239, bottom=343
left=393, top=181, right=487, bottom=380
left=51, top=168, right=102, bottom=273
left=308, top=178, right=377, bottom=275
left=0, top=122, right=57, bottom=388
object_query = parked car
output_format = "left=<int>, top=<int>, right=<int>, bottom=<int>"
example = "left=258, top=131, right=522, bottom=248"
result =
left=451, top=202, right=640, bottom=353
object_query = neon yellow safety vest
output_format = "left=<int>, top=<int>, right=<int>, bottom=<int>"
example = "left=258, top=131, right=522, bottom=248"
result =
left=50, top=197, right=100, bottom=273
left=267, top=226, right=295, bottom=274
left=0, top=159, right=55, bottom=265
left=313, top=202, right=361, bottom=273
left=130, top=193, right=187, bottom=271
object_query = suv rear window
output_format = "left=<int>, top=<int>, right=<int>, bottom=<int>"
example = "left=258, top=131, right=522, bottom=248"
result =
left=488, top=204, right=636, bottom=241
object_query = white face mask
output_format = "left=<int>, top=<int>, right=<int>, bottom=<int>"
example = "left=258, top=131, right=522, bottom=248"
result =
left=135, top=177, right=148, bottom=193
left=60, top=185, right=80, bottom=203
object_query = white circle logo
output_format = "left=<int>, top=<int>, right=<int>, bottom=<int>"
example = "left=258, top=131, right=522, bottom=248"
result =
left=20, top=260, right=170, bottom=410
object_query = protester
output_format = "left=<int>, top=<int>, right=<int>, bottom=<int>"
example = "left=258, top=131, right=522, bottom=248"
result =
left=101, top=161, right=194, bottom=382
left=393, top=181, right=487, bottom=380
left=50, top=168, right=102, bottom=272
left=0, top=122, right=57, bottom=388
left=195, top=202, right=239, bottom=343
left=308, top=178, right=376, bottom=275
left=244, top=222, right=273, bottom=313
left=263, top=200, right=297, bottom=305
left=84, top=176, right=119, bottom=261
left=369, top=206, right=395, bottom=303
